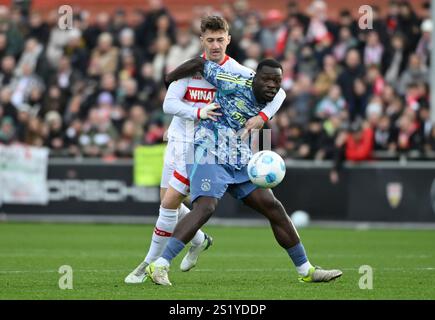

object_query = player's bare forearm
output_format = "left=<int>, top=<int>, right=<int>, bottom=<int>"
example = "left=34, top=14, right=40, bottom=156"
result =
left=165, top=57, right=205, bottom=83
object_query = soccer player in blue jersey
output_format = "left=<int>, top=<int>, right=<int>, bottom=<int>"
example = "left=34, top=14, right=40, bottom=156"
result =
left=146, top=57, right=343, bottom=286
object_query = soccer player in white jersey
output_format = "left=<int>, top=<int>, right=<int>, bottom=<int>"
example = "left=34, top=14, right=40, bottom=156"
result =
left=125, top=16, right=286, bottom=284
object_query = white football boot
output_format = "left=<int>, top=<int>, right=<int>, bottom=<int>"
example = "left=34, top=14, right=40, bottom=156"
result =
left=124, top=261, right=148, bottom=284
left=180, top=234, right=213, bottom=272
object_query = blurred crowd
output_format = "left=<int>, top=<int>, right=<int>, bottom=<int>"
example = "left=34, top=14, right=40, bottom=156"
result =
left=0, top=0, right=433, bottom=162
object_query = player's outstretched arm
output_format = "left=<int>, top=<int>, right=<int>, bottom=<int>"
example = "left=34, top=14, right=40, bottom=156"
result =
left=165, top=57, right=205, bottom=84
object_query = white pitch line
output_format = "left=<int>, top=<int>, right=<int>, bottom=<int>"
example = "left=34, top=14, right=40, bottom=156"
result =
left=192, top=267, right=435, bottom=272
left=0, top=269, right=127, bottom=274
left=0, top=267, right=434, bottom=274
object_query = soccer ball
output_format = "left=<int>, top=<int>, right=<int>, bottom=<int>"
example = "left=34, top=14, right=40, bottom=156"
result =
left=247, top=150, right=286, bottom=188
left=291, top=210, right=310, bottom=228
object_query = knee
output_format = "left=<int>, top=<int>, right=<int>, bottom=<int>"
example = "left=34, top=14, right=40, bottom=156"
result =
left=263, top=196, right=283, bottom=212
left=161, top=197, right=178, bottom=210
left=195, top=199, right=217, bottom=222
left=200, top=201, right=217, bottom=217
left=161, top=189, right=184, bottom=210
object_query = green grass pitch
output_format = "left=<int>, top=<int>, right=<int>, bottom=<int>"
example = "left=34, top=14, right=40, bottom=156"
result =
left=0, top=222, right=434, bottom=299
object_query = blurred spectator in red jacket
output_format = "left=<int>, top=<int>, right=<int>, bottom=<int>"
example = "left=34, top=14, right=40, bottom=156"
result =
left=330, top=120, right=374, bottom=183
left=345, top=121, right=374, bottom=161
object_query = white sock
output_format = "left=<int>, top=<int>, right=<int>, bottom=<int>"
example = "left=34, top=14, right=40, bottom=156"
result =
left=177, top=203, right=190, bottom=220
left=144, top=206, right=177, bottom=264
left=178, top=203, right=205, bottom=247
left=154, top=257, right=170, bottom=268
left=297, top=261, right=314, bottom=277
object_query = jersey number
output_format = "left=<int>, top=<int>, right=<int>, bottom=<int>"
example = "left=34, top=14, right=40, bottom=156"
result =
left=231, top=112, right=247, bottom=125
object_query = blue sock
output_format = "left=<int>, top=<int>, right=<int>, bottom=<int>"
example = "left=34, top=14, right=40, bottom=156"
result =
left=161, top=237, right=186, bottom=263
left=286, top=242, right=308, bottom=267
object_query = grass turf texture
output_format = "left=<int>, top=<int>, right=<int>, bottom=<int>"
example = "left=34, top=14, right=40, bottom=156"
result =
left=0, top=222, right=434, bottom=300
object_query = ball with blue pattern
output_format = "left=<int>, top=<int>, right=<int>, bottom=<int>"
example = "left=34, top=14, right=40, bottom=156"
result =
left=247, top=151, right=286, bottom=188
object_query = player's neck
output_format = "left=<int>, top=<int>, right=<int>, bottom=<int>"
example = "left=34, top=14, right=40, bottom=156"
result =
left=204, top=53, right=226, bottom=65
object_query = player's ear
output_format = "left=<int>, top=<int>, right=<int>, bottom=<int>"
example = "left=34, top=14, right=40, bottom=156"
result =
left=227, top=34, right=231, bottom=45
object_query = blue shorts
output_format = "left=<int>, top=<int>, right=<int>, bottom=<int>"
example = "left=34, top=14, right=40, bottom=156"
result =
left=186, top=162, right=258, bottom=203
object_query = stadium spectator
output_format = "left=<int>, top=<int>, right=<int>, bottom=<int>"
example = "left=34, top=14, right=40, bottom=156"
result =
left=350, top=77, right=369, bottom=121
left=417, top=106, right=432, bottom=145
left=298, top=117, right=328, bottom=160
left=0, top=0, right=432, bottom=163
left=24, top=115, right=45, bottom=147
left=285, top=1, right=309, bottom=32
left=63, top=29, right=89, bottom=73
left=363, top=31, right=384, bottom=67
left=289, top=73, right=315, bottom=125
left=386, top=0, right=400, bottom=36
left=63, top=118, right=82, bottom=157
left=26, top=11, right=50, bottom=45
left=0, top=55, right=16, bottom=87
left=337, top=49, right=365, bottom=120
left=362, top=5, right=388, bottom=46
left=315, top=84, right=345, bottom=119
left=0, top=5, right=24, bottom=59
left=320, top=114, right=344, bottom=160
left=424, top=126, right=435, bottom=156
left=10, top=61, right=44, bottom=110
left=282, top=24, right=305, bottom=58
left=111, top=9, right=128, bottom=38
left=117, top=27, right=143, bottom=76
left=382, top=33, right=409, bottom=84
left=396, top=1, right=421, bottom=52
left=139, top=0, right=177, bottom=56
left=115, top=119, right=143, bottom=158
left=87, top=32, right=119, bottom=77
left=151, top=35, right=172, bottom=83
left=312, top=54, right=340, bottom=97
left=305, top=0, right=330, bottom=44
left=332, top=26, right=358, bottom=63
left=44, top=110, right=65, bottom=156
left=82, top=12, right=112, bottom=51
left=78, top=107, right=118, bottom=158
left=416, top=19, right=432, bottom=66
left=118, top=78, right=141, bottom=110
left=336, top=9, right=358, bottom=39
left=0, top=115, right=16, bottom=144
left=295, top=44, right=318, bottom=80
left=398, top=54, right=429, bottom=96
left=242, top=41, right=262, bottom=71
left=137, top=62, right=160, bottom=107
left=274, top=113, right=302, bottom=158
left=330, top=120, right=374, bottom=183
left=259, top=9, right=286, bottom=59
left=390, top=110, right=419, bottom=156
left=239, top=12, right=262, bottom=49
left=45, top=10, right=75, bottom=68
left=166, top=30, right=200, bottom=72
left=373, top=115, right=397, bottom=151
left=15, top=38, right=43, bottom=77
left=0, top=33, right=9, bottom=62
